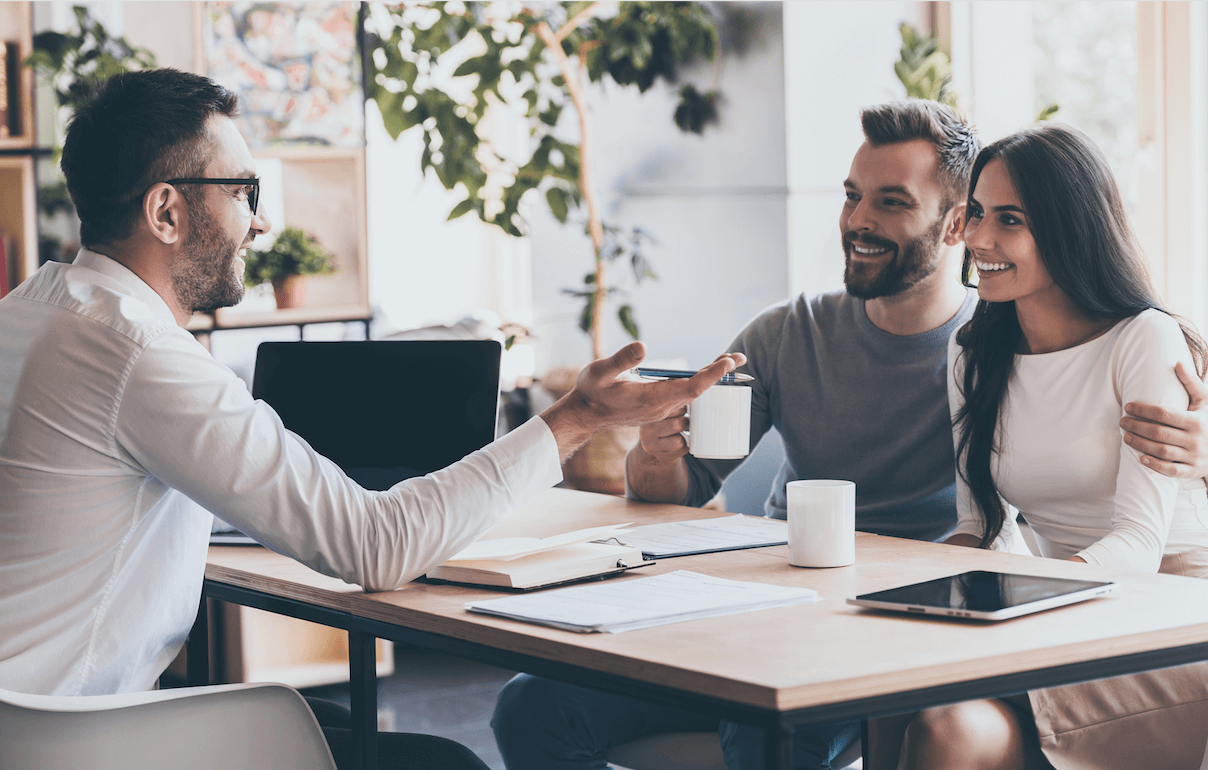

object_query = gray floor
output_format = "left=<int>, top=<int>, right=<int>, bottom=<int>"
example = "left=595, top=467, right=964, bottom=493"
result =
left=301, top=645, right=517, bottom=770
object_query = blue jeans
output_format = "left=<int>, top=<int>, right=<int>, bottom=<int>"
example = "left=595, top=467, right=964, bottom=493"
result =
left=491, top=674, right=860, bottom=770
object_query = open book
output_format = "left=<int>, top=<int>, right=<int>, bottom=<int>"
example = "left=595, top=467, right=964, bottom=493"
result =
left=426, top=524, right=652, bottom=591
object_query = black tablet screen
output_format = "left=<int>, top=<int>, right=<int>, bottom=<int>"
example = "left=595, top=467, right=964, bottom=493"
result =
left=856, top=571, right=1112, bottom=612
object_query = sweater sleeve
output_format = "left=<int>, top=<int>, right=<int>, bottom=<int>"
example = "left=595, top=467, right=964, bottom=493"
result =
left=1077, top=311, right=1190, bottom=571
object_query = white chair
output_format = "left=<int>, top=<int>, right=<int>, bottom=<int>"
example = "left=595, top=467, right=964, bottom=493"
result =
left=608, top=730, right=864, bottom=770
left=0, top=681, right=337, bottom=770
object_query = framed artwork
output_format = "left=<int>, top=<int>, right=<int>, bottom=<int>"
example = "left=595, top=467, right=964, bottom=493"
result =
left=203, top=2, right=364, bottom=148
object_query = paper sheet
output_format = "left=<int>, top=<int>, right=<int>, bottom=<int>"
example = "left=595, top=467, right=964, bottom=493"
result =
left=620, top=515, right=788, bottom=558
left=466, top=569, right=819, bottom=633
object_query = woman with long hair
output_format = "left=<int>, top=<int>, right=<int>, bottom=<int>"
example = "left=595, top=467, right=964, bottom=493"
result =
left=886, top=123, right=1208, bottom=770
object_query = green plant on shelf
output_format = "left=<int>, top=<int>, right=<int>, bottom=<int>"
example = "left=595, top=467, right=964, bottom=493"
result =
left=243, top=226, right=334, bottom=288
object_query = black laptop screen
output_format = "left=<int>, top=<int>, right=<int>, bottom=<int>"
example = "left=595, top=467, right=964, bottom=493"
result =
left=252, top=340, right=501, bottom=490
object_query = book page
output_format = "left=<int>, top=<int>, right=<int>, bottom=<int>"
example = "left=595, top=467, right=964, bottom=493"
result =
left=446, top=523, right=633, bottom=562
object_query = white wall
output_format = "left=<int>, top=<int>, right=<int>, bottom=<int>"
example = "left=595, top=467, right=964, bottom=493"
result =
left=784, top=1, right=931, bottom=301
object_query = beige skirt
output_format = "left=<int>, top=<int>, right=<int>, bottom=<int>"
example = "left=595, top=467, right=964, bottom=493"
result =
left=1028, top=550, right=1208, bottom=770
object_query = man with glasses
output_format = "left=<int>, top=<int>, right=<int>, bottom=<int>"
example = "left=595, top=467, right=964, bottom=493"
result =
left=0, top=68, right=741, bottom=770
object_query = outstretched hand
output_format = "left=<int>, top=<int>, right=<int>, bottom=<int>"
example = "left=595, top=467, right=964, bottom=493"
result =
left=1121, top=361, right=1208, bottom=479
left=540, top=342, right=746, bottom=460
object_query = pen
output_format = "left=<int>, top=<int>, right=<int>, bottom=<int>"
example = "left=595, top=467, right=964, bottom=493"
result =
left=634, top=367, right=754, bottom=383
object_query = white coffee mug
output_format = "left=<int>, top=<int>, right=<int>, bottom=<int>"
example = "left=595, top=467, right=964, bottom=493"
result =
left=687, top=384, right=751, bottom=459
left=786, top=480, right=856, bottom=568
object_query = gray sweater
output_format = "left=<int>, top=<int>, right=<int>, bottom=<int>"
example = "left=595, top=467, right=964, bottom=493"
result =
left=682, top=289, right=978, bottom=542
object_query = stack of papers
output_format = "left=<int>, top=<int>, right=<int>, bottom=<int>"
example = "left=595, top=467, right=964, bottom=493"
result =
left=466, top=569, right=820, bottom=633
left=621, top=515, right=788, bottom=558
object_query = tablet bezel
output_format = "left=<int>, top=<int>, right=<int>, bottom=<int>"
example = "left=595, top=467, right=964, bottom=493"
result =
left=846, top=570, right=1119, bottom=621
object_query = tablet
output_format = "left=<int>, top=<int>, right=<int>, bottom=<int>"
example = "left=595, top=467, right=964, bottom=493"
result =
left=847, top=571, right=1119, bottom=621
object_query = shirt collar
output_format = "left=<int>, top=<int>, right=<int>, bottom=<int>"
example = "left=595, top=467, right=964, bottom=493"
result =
left=72, top=248, right=179, bottom=327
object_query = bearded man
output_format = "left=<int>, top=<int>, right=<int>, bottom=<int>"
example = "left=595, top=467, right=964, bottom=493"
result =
left=492, top=100, right=1208, bottom=770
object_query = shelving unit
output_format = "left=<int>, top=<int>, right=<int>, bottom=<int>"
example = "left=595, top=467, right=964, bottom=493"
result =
left=192, top=144, right=373, bottom=342
left=0, top=2, right=37, bottom=290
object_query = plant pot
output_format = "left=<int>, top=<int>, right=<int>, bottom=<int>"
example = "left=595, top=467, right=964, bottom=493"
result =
left=271, top=275, right=307, bottom=309
left=542, top=365, right=640, bottom=496
left=562, top=423, right=641, bottom=496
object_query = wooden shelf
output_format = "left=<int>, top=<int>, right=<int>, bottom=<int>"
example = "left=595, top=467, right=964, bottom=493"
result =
left=0, top=3, right=35, bottom=289
left=0, top=153, right=35, bottom=285
left=0, top=2, right=34, bottom=148
left=189, top=306, right=373, bottom=334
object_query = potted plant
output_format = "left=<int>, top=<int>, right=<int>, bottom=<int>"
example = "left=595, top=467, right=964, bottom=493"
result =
left=242, top=226, right=335, bottom=310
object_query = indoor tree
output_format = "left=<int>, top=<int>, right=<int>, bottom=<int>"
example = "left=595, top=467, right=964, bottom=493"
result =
left=364, top=2, right=721, bottom=359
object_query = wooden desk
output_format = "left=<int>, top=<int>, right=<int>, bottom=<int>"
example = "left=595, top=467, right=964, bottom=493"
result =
left=194, top=489, right=1208, bottom=770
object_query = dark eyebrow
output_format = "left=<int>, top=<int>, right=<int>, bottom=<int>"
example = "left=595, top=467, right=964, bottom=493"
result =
left=842, top=180, right=918, bottom=200
left=969, top=195, right=1026, bottom=216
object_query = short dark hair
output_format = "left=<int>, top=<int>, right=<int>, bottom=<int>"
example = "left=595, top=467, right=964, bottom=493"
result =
left=61, top=68, right=239, bottom=248
left=860, top=100, right=980, bottom=210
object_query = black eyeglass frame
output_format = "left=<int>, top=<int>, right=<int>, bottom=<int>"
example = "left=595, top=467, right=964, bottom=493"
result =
left=165, top=177, right=260, bottom=215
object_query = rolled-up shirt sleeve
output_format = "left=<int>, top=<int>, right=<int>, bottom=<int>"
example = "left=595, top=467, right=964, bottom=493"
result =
left=116, top=330, right=562, bottom=591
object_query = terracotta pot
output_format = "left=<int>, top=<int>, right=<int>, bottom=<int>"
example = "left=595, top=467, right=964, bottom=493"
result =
left=542, top=365, right=640, bottom=496
left=561, top=423, right=641, bottom=495
left=271, top=275, right=307, bottom=309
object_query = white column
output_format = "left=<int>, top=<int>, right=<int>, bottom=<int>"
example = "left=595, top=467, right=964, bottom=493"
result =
left=1136, top=2, right=1208, bottom=331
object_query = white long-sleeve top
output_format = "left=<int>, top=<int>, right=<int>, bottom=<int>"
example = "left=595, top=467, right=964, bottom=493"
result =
left=948, top=309, right=1208, bottom=570
left=0, top=250, right=562, bottom=696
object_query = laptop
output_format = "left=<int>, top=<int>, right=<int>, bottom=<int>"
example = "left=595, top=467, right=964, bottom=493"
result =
left=847, top=570, right=1119, bottom=621
left=210, top=340, right=502, bottom=545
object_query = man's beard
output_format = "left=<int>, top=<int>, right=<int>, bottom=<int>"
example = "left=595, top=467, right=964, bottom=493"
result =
left=172, top=199, right=247, bottom=314
left=842, top=213, right=947, bottom=300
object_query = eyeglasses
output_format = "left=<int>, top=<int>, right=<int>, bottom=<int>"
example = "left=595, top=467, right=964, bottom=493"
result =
left=165, top=177, right=260, bottom=215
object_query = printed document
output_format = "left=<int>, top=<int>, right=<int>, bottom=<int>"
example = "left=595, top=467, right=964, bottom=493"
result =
left=620, top=515, right=788, bottom=558
left=466, top=569, right=819, bottom=633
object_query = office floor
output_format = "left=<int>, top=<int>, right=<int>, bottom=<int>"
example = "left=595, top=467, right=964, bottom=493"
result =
left=301, top=645, right=517, bottom=770
left=299, top=645, right=867, bottom=770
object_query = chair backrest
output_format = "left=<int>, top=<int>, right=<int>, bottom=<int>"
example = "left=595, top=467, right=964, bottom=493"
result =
left=0, top=682, right=337, bottom=770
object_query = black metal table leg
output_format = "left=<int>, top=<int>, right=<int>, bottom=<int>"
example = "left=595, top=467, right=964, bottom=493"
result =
left=350, top=630, right=379, bottom=770
left=764, top=721, right=792, bottom=770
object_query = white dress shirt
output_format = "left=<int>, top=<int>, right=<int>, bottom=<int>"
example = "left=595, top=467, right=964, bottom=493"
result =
left=0, top=250, right=562, bottom=695
left=948, top=310, right=1208, bottom=570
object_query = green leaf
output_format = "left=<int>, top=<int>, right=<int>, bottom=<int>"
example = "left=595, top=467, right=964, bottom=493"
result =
left=618, top=304, right=640, bottom=340
left=545, top=186, right=570, bottom=223
left=1035, top=102, right=1060, bottom=122
left=579, top=291, right=596, bottom=334
left=448, top=198, right=475, bottom=220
